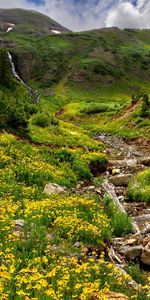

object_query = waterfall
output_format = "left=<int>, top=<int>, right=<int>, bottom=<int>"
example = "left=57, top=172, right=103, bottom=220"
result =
left=7, top=52, right=39, bottom=103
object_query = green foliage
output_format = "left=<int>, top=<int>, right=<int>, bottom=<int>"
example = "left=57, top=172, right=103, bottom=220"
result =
left=72, top=158, right=92, bottom=181
left=140, top=94, right=150, bottom=117
left=127, top=264, right=145, bottom=285
left=0, top=89, right=31, bottom=135
left=127, top=168, right=150, bottom=202
left=0, top=48, right=12, bottom=88
left=32, top=113, right=59, bottom=128
left=80, top=103, right=109, bottom=114
left=103, top=196, right=132, bottom=237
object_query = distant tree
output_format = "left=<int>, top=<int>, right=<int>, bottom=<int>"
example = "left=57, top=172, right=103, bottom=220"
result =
left=140, top=94, right=149, bottom=117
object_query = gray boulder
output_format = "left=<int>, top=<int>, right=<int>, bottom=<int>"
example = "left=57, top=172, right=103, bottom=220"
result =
left=44, top=183, right=67, bottom=195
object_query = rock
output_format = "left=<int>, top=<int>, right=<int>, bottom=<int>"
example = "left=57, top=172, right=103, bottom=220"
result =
left=141, top=241, right=150, bottom=265
left=14, top=219, right=24, bottom=232
left=119, top=245, right=143, bottom=260
left=112, top=169, right=121, bottom=175
left=118, top=195, right=124, bottom=202
left=44, top=183, right=67, bottom=195
left=74, top=242, right=81, bottom=248
left=105, top=291, right=129, bottom=300
left=140, top=157, right=150, bottom=166
left=14, top=219, right=24, bottom=228
left=109, top=174, right=132, bottom=186
left=47, top=234, right=53, bottom=240
left=132, top=214, right=150, bottom=223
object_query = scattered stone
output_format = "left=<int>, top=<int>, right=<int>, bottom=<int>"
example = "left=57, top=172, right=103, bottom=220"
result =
left=14, top=219, right=24, bottom=228
left=132, top=214, right=150, bottom=223
left=47, top=234, right=53, bottom=240
left=141, top=241, right=150, bottom=265
left=14, top=219, right=24, bottom=232
left=105, top=291, right=129, bottom=300
left=44, top=183, right=67, bottom=195
left=118, top=195, right=124, bottom=202
left=119, top=245, right=143, bottom=260
left=112, top=168, right=121, bottom=175
left=109, top=174, right=132, bottom=186
left=74, top=242, right=81, bottom=248
left=140, top=157, right=150, bottom=166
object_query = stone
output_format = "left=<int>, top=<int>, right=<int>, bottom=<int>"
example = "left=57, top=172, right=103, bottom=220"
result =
left=119, top=245, right=143, bottom=260
left=14, top=219, right=24, bottom=228
left=74, top=242, right=81, bottom=248
left=44, top=183, right=67, bottom=195
left=105, top=291, right=129, bottom=300
left=118, top=196, right=125, bottom=202
left=112, top=169, right=121, bottom=175
left=140, top=157, right=150, bottom=166
left=141, top=241, right=150, bottom=265
left=109, top=174, right=132, bottom=186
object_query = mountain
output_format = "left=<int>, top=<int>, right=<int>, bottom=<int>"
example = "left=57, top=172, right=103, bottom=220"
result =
left=0, top=8, right=70, bottom=35
left=4, top=27, right=150, bottom=87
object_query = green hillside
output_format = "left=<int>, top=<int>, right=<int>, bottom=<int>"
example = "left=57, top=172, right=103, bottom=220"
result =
left=1, top=26, right=149, bottom=138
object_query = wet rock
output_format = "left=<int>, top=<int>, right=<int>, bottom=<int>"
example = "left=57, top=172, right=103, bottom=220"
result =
left=109, top=174, right=132, bottom=186
left=44, top=183, right=67, bottom=195
left=119, top=245, right=143, bottom=260
left=105, top=291, right=129, bottom=300
left=141, top=241, right=150, bottom=265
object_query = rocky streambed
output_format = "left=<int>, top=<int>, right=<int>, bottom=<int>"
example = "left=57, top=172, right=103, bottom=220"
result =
left=95, top=134, right=150, bottom=270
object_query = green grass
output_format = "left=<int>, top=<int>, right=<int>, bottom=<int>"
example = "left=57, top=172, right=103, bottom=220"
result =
left=127, top=168, right=150, bottom=203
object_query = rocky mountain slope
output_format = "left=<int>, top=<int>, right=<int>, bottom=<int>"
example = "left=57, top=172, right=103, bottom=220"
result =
left=0, top=8, right=70, bottom=35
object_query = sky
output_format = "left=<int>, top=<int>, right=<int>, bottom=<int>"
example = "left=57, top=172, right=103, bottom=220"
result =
left=0, top=0, right=149, bottom=31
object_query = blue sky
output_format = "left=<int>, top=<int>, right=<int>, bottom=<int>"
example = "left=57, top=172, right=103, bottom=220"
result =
left=0, top=0, right=150, bottom=31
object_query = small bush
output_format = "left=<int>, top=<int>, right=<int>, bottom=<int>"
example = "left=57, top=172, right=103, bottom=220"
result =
left=80, top=103, right=109, bottom=115
left=127, top=168, right=150, bottom=202
left=32, top=113, right=59, bottom=128
left=103, top=196, right=132, bottom=237
left=127, top=264, right=145, bottom=285
left=32, top=113, right=50, bottom=128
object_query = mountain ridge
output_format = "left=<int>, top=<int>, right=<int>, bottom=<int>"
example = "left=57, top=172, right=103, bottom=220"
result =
left=0, top=8, right=70, bottom=35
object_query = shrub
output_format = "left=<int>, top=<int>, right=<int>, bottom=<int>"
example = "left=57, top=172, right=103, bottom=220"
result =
left=72, top=159, right=92, bottom=181
left=32, top=113, right=50, bottom=128
left=88, top=154, right=108, bottom=175
left=127, top=168, right=150, bottom=202
left=140, top=94, right=150, bottom=118
left=32, top=113, right=59, bottom=128
left=103, top=196, right=132, bottom=237
left=80, top=103, right=109, bottom=114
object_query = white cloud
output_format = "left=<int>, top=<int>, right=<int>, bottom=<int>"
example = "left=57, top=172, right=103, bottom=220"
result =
left=0, top=0, right=149, bottom=31
left=106, top=0, right=150, bottom=29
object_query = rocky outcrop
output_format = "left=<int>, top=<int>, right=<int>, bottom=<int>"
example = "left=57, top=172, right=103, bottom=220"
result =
left=109, top=174, right=132, bottom=186
left=44, top=183, right=67, bottom=195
